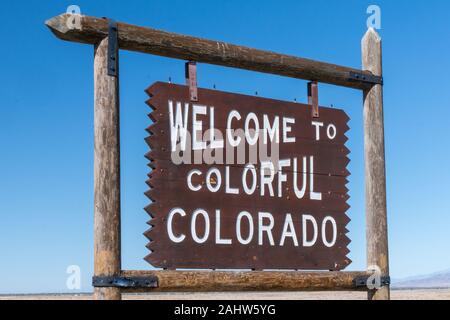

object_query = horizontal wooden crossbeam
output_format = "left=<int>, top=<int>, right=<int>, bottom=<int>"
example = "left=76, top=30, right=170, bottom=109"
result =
left=117, top=270, right=374, bottom=292
left=45, top=14, right=381, bottom=90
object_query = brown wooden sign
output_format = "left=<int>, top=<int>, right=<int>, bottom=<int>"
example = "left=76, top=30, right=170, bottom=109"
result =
left=144, top=82, right=351, bottom=271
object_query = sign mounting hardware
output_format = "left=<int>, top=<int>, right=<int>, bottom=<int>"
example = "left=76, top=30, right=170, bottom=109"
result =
left=107, top=19, right=119, bottom=77
left=308, top=81, right=319, bottom=118
left=185, top=61, right=198, bottom=102
left=353, top=276, right=391, bottom=288
left=93, top=275, right=158, bottom=288
left=348, top=71, right=383, bottom=85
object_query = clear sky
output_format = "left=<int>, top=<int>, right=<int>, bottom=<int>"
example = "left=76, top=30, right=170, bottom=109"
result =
left=0, top=0, right=449, bottom=294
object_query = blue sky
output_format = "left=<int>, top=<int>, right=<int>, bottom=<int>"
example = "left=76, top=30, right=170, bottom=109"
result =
left=0, top=0, right=449, bottom=293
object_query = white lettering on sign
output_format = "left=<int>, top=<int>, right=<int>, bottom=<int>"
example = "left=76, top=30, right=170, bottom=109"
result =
left=209, top=107, right=224, bottom=149
left=245, top=112, right=260, bottom=146
left=187, top=169, right=202, bottom=192
left=258, top=212, right=275, bottom=246
left=312, top=120, right=338, bottom=141
left=184, top=157, right=323, bottom=201
left=302, top=214, right=318, bottom=247
left=191, top=209, right=210, bottom=244
left=168, top=102, right=303, bottom=152
left=163, top=98, right=344, bottom=252
left=327, top=124, right=337, bottom=140
left=282, top=118, right=296, bottom=143
left=309, top=156, right=322, bottom=201
left=236, top=211, right=253, bottom=245
left=192, top=104, right=207, bottom=151
left=225, top=166, right=239, bottom=195
left=280, top=214, right=299, bottom=246
left=322, top=216, right=337, bottom=247
left=166, top=209, right=338, bottom=248
left=216, top=210, right=232, bottom=245
left=168, top=101, right=189, bottom=152
left=206, top=168, right=221, bottom=193
left=227, top=110, right=242, bottom=147
left=312, top=121, right=324, bottom=141
left=277, top=159, right=290, bottom=198
left=242, top=164, right=257, bottom=195
left=167, top=208, right=186, bottom=243
left=293, top=157, right=307, bottom=199
left=263, top=115, right=280, bottom=144
left=260, top=161, right=275, bottom=197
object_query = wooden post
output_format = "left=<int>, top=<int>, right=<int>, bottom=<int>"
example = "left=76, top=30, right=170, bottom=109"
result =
left=362, top=28, right=390, bottom=300
left=94, top=37, right=122, bottom=300
left=121, top=270, right=370, bottom=293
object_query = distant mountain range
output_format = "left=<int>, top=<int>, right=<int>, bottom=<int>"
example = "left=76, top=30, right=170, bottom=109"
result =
left=392, top=269, right=450, bottom=289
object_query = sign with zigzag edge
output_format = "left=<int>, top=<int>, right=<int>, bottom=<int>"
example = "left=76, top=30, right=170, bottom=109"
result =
left=144, top=82, right=351, bottom=270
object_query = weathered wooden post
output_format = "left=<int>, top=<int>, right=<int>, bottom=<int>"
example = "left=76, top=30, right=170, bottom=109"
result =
left=93, top=36, right=122, bottom=300
left=362, top=28, right=390, bottom=300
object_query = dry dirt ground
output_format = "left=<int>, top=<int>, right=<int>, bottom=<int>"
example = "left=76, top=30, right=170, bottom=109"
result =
left=1, top=289, right=449, bottom=300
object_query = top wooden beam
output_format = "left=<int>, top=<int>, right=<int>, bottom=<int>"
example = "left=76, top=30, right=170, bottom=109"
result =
left=46, top=14, right=380, bottom=90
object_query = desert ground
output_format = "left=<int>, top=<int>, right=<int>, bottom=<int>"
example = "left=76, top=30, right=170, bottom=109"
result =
left=1, top=289, right=449, bottom=300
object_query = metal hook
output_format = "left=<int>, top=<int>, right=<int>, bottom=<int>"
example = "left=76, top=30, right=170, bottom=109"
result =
left=308, top=81, right=319, bottom=118
left=185, top=61, right=198, bottom=102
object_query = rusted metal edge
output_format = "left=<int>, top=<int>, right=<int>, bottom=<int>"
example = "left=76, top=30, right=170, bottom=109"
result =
left=307, top=81, right=319, bottom=118
left=107, top=19, right=119, bottom=77
left=348, top=71, right=383, bottom=85
left=45, top=14, right=381, bottom=90
left=92, top=275, right=158, bottom=288
left=185, top=61, right=198, bottom=101
left=353, top=276, right=390, bottom=288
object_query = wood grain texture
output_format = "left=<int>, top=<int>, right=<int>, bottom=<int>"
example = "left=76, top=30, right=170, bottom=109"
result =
left=121, top=270, right=369, bottom=292
left=46, top=14, right=376, bottom=90
left=362, top=28, right=390, bottom=300
left=94, top=37, right=121, bottom=300
left=145, top=82, right=351, bottom=271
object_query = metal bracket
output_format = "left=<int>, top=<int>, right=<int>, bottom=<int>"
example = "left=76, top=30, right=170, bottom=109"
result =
left=348, top=71, right=383, bottom=86
left=185, top=61, right=198, bottom=101
left=353, top=276, right=391, bottom=289
left=92, top=275, right=158, bottom=288
left=107, top=19, right=119, bottom=77
left=307, top=81, right=319, bottom=118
